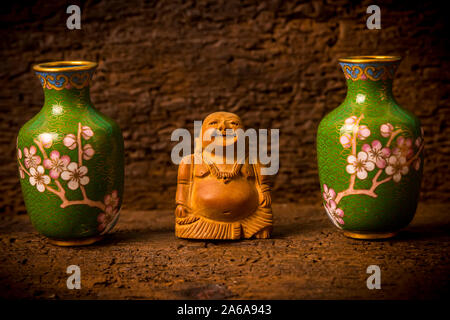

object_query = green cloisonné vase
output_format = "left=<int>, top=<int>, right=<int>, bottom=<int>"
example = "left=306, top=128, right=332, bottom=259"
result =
left=317, top=56, right=424, bottom=239
left=16, top=61, right=124, bottom=246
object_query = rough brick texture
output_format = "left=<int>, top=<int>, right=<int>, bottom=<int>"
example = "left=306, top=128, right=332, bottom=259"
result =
left=0, top=1, right=449, bottom=214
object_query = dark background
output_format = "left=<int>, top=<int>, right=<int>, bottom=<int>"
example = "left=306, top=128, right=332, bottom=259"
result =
left=1, top=0, right=449, bottom=214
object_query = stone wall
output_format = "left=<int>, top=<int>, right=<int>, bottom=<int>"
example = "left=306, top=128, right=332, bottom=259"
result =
left=0, top=0, right=448, bottom=213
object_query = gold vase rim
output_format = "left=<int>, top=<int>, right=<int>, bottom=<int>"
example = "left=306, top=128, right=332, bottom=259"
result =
left=33, top=61, right=98, bottom=72
left=338, top=56, right=402, bottom=63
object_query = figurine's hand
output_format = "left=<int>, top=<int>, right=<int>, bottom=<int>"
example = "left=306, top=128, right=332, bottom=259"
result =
left=175, top=205, right=190, bottom=218
left=259, top=191, right=272, bottom=208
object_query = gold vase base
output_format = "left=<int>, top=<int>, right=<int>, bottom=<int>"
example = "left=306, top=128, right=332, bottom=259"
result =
left=47, top=236, right=103, bottom=247
left=343, top=230, right=398, bottom=240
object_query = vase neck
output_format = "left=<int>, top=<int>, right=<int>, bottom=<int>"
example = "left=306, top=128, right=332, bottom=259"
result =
left=41, top=87, right=92, bottom=113
left=339, top=57, right=401, bottom=108
left=344, top=78, right=394, bottom=105
left=34, top=61, right=97, bottom=114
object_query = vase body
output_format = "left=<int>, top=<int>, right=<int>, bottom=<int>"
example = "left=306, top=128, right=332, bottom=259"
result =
left=16, top=61, right=124, bottom=246
left=317, top=56, right=424, bottom=239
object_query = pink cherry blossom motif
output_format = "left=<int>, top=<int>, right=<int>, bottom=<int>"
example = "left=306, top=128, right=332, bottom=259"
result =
left=342, top=116, right=358, bottom=132
left=63, top=134, right=77, bottom=150
left=339, top=133, right=352, bottom=148
left=415, top=136, right=423, bottom=148
left=98, top=190, right=120, bottom=233
left=38, top=133, right=53, bottom=148
left=322, top=184, right=336, bottom=203
left=97, top=213, right=107, bottom=232
left=361, top=140, right=391, bottom=169
left=29, top=165, right=50, bottom=192
left=18, top=166, right=25, bottom=179
left=17, top=148, right=22, bottom=159
left=43, top=150, right=71, bottom=179
left=380, top=123, right=394, bottom=138
left=104, top=190, right=119, bottom=211
left=24, top=146, right=41, bottom=169
left=82, top=144, right=95, bottom=160
left=357, top=125, right=370, bottom=140
left=61, top=162, right=90, bottom=190
left=346, top=151, right=375, bottom=180
left=414, top=158, right=421, bottom=171
left=385, top=155, right=409, bottom=182
left=324, top=200, right=345, bottom=227
left=393, top=136, right=413, bottom=159
left=81, top=126, right=94, bottom=140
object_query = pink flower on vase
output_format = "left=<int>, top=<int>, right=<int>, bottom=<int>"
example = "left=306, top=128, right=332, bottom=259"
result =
left=63, top=134, right=77, bottom=150
left=322, top=184, right=336, bottom=203
left=29, top=165, right=50, bottom=192
left=339, top=133, right=352, bottom=148
left=18, top=148, right=22, bottom=159
left=415, top=136, right=423, bottom=148
left=339, top=133, right=352, bottom=149
left=346, top=151, right=375, bottom=180
left=380, top=123, right=394, bottom=138
left=357, top=125, right=371, bottom=140
left=61, top=162, right=90, bottom=190
left=362, top=140, right=391, bottom=169
left=324, top=200, right=345, bottom=226
left=18, top=166, right=25, bottom=179
left=82, top=144, right=95, bottom=160
left=414, top=158, right=421, bottom=171
left=97, top=213, right=107, bottom=232
left=393, top=136, right=413, bottom=159
left=38, top=133, right=53, bottom=148
left=385, top=155, right=409, bottom=182
left=81, top=126, right=94, bottom=140
left=104, top=190, right=119, bottom=209
left=342, top=116, right=358, bottom=132
left=24, top=146, right=41, bottom=169
left=98, top=190, right=120, bottom=233
left=43, top=151, right=70, bottom=179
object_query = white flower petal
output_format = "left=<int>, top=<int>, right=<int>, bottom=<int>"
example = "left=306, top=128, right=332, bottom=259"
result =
left=79, top=176, right=90, bottom=186
left=347, top=155, right=357, bottom=164
left=346, top=164, right=356, bottom=174
left=385, top=166, right=395, bottom=175
left=401, top=166, right=409, bottom=175
left=61, top=171, right=72, bottom=181
left=365, top=161, right=375, bottom=171
left=68, top=179, right=79, bottom=190
left=393, top=173, right=401, bottom=183
left=357, top=151, right=368, bottom=161
left=357, top=169, right=368, bottom=180
left=29, top=176, right=36, bottom=186
left=36, top=183, right=46, bottom=192
left=37, top=165, right=45, bottom=174
left=67, top=162, right=78, bottom=172
left=78, top=166, right=88, bottom=176
left=29, top=167, right=37, bottom=176
left=42, top=175, right=51, bottom=184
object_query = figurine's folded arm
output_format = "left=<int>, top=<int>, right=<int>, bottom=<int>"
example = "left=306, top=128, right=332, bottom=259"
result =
left=254, top=163, right=273, bottom=208
left=175, top=155, right=193, bottom=217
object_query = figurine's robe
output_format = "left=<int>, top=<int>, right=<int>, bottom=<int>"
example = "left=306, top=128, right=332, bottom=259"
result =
left=175, top=155, right=272, bottom=239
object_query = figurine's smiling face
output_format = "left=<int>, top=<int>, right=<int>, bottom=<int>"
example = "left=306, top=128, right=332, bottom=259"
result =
left=202, top=112, right=244, bottom=148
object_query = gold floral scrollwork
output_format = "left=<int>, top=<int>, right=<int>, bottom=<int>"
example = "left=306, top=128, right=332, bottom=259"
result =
left=343, top=65, right=364, bottom=80
left=364, top=66, right=386, bottom=81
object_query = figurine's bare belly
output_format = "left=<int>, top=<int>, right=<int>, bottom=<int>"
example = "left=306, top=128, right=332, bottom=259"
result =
left=191, top=177, right=259, bottom=222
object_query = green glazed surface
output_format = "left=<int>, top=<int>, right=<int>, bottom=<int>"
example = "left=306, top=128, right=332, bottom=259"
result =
left=17, top=63, right=124, bottom=241
left=317, top=59, right=424, bottom=233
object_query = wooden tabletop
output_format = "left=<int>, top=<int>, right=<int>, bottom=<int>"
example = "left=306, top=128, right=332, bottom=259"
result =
left=0, top=203, right=448, bottom=299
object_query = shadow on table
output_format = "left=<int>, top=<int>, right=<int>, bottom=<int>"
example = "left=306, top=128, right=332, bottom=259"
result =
left=393, top=222, right=450, bottom=242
